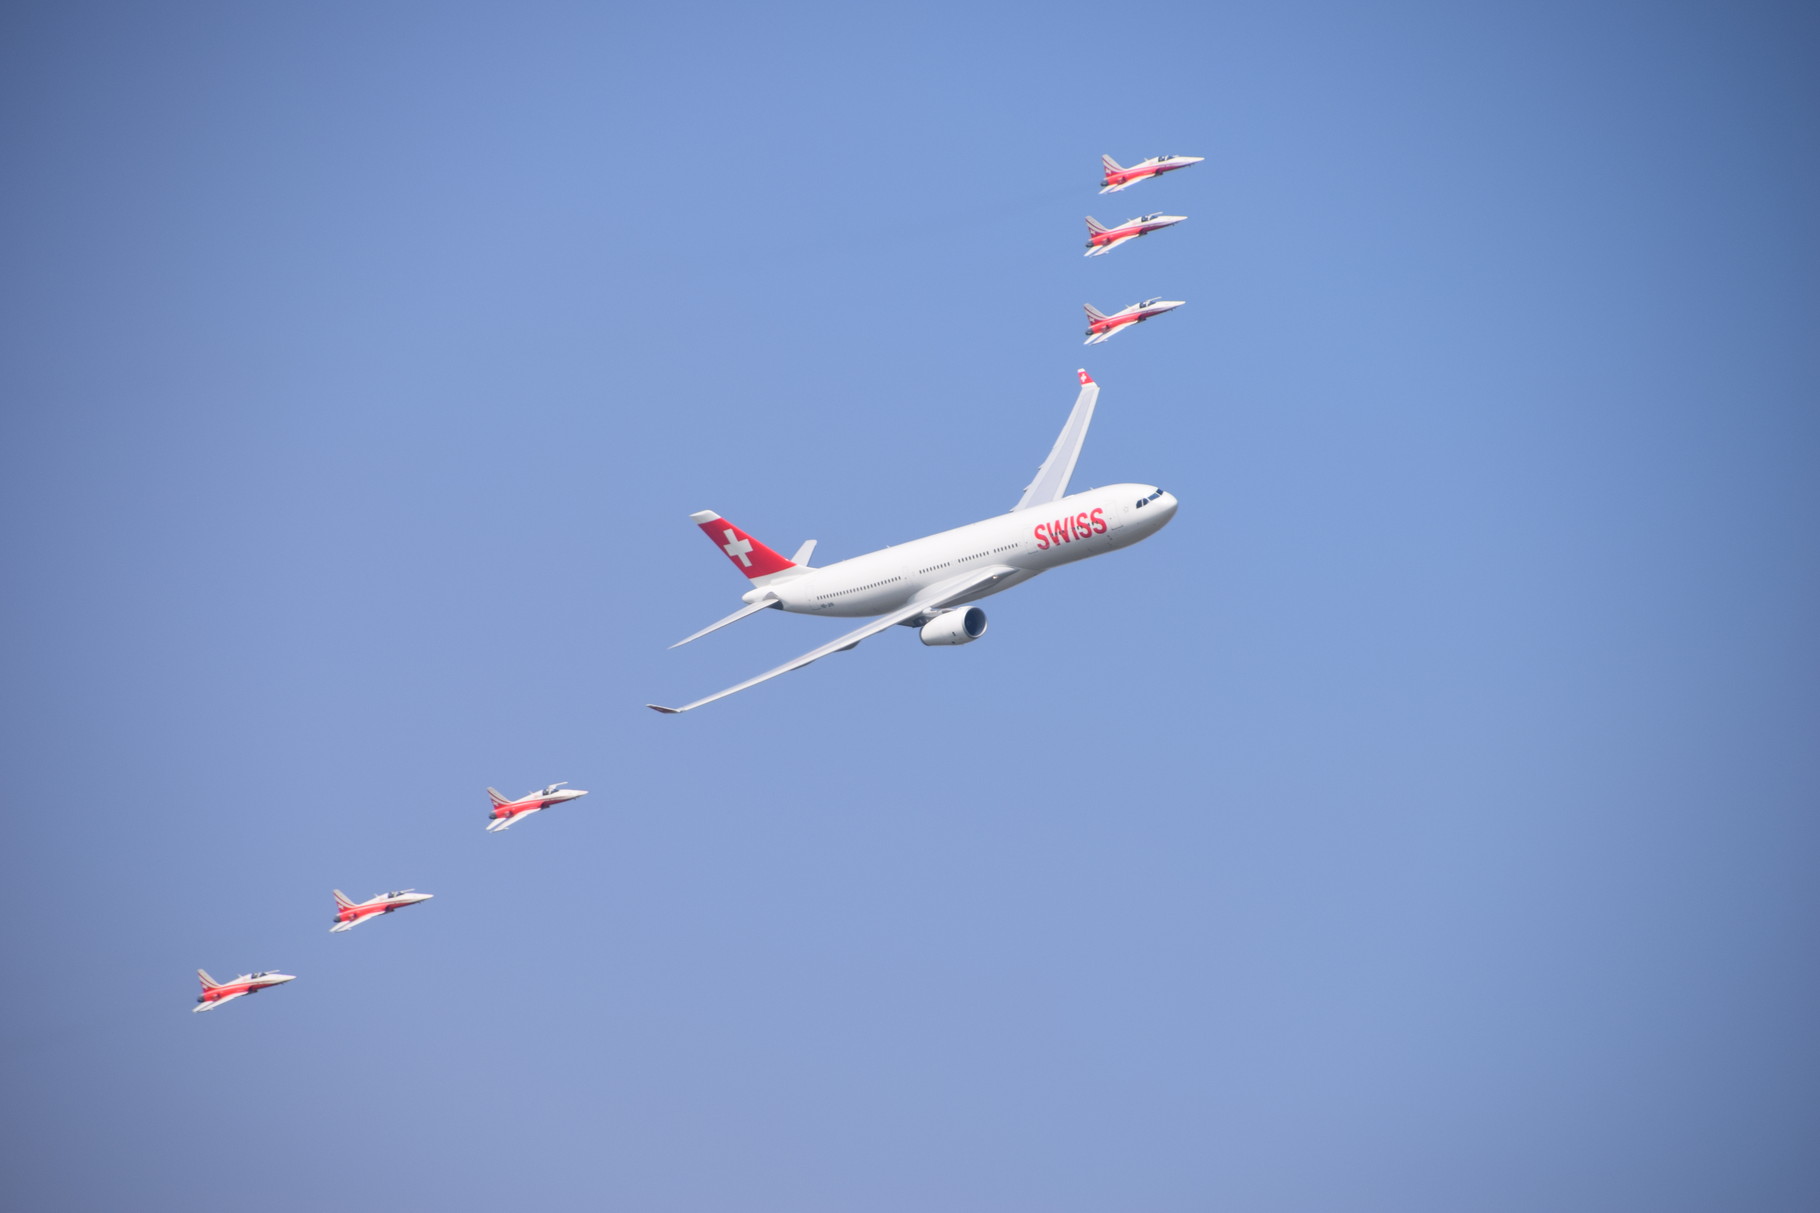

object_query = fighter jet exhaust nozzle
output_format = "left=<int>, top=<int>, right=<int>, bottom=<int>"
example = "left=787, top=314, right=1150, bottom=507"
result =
left=920, top=607, right=987, bottom=646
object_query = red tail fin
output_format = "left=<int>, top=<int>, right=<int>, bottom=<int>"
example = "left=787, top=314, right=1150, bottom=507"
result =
left=689, top=511, right=797, bottom=581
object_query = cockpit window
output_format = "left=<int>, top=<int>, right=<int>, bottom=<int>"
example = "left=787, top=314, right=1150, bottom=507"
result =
left=1135, top=488, right=1167, bottom=508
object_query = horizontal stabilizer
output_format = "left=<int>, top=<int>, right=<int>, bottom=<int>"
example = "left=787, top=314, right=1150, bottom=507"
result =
left=670, top=597, right=780, bottom=648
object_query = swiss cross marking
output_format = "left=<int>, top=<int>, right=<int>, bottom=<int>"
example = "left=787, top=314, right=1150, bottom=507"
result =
left=721, top=528, right=754, bottom=567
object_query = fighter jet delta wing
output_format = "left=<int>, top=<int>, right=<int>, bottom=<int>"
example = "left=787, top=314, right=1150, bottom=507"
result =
left=1015, top=369, right=1099, bottom=512
left=647, top=564, right=1019, bottom=715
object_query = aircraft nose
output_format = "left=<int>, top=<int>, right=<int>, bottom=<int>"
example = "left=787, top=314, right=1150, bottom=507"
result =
left=1155, top=492, right=1179, bottom=523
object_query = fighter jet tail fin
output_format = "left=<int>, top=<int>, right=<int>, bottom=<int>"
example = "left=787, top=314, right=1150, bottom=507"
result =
left=1083, top=302, right=1109, bottom=322
left=1101, top=154, right=1124, bottom=173
left=332, top=889, right=356, bottom=909
left=1085, top=215, right=1108, bottom=234
left=197, top=969, right=220, bottom=990
left=687, top=511, right=806, bottom=585
left=486, top=787, right=510, bottom=807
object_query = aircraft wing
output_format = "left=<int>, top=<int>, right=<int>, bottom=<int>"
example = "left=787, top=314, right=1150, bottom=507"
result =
left=1014, top=372, right=1100, bottom=511
left=196, top=990, right=248, bottom=1011
left=649, top=566, right=1019, bottom=715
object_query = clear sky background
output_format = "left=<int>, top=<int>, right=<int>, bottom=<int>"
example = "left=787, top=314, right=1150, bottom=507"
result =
left=3, top=2, right=1817, bottom=1210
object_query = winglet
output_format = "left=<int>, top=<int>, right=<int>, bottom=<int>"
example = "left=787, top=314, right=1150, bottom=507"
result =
left=1014, top=370, right=1102, bottom=511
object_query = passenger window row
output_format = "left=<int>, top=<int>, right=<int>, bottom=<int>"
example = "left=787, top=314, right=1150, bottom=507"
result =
left=817, top=575, right=904, bottom=601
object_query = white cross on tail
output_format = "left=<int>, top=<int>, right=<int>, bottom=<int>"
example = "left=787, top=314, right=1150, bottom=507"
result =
left=721, top=529, right=754, bottom=567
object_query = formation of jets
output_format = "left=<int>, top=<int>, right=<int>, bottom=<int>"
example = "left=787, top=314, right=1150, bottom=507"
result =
left=486, top=782, right=590, bottom=832
left=1083, top=153, right=1198, bottom=343
left=650, top=370, right=1176, bottom=713
left=197, top=779, right=583, bottom=1010
left=193, top=149, right=1205, bottom=1011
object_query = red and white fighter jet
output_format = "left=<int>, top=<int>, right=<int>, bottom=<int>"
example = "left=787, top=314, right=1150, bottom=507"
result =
left=1083, top=297, right=1185, bottom=344
left=648, top=370, right=1178, bottom=713
left=193, top=968, right=295, bottom=1012
left=1099, top=153, right=1203, bottom=194
left=1084, top=212, right=1186, bottom=256
left=485, top=783, right=588, bottom=832
left=330, top=888, right=434, bottom=932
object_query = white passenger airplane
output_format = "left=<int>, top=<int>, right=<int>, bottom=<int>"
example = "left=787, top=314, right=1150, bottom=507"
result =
left=649, top=370, right=1178, bottom=714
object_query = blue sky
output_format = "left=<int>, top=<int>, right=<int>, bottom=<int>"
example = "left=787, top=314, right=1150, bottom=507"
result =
left=3, top=2, right=1817, bottom=1210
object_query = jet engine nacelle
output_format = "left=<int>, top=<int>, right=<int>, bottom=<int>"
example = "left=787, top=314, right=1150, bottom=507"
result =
left=919, top=607, right=987, bottom=646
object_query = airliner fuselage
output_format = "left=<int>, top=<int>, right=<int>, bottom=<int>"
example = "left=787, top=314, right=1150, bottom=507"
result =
left=754, top=483, right=1176, bottom=619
